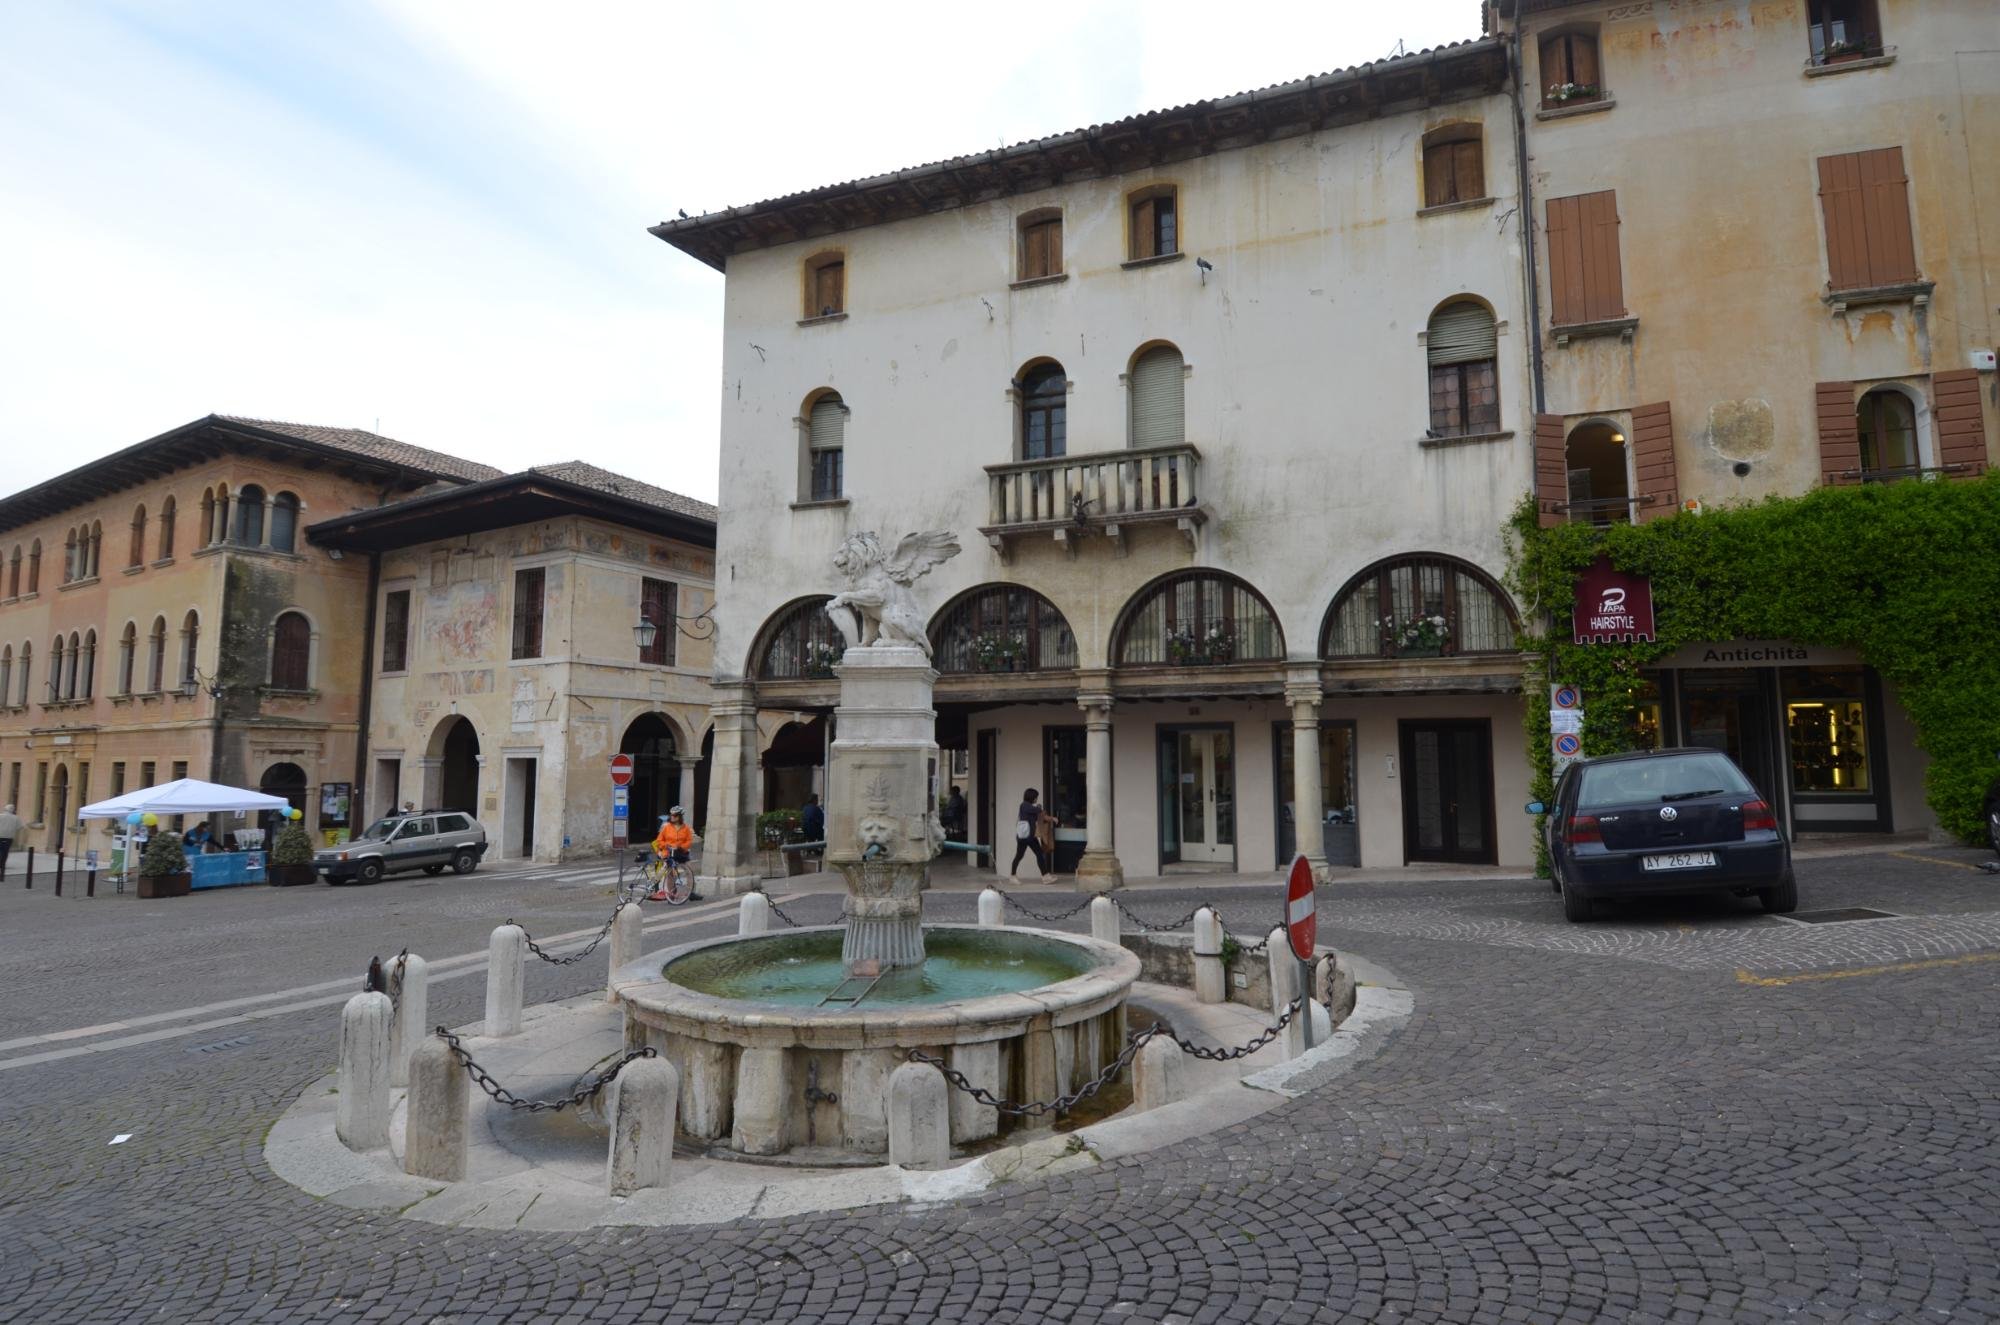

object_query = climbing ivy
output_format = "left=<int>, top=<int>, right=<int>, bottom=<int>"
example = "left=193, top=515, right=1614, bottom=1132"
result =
left=1506, top=474, right=2000, bottom=853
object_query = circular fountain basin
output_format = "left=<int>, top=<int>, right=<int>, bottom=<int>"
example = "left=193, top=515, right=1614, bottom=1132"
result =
left=616, top=925, right=1139, bottom=1161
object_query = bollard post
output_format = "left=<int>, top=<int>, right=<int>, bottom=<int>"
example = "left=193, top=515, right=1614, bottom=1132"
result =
left=887, top=1060, right=951, bottom=1169
left=1192, top=907, right=1225, bottom=1004
left=1133, top=1035, right=1187, bottom=1111
left=1089, top=895, right=1119, bottom=945
left=55, top=851, right=63, bottom=897
left=485, top=923, right=526, bottom=1037
left=737, top=891, right=770, bottom=936
left=977, top=887, right=1005, bottom=927
left=606, top=902, right=642, bottom=1003
left=403, top=1035, right=468, bottom=1182
left=87, top=867, right=97, bottom=898
left=387, top=953, right=429, bottom=1088
left=25, top=846, right=33, bottom=889
left=1266, top=928, right=1306, bottom=1060
left=335, top=991, right=393, bottom=1151
left=607, top=1055, right=680, bottom=1196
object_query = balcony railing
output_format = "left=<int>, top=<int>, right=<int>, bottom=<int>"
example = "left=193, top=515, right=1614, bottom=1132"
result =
left=980, top=443, right=1206, bottom=556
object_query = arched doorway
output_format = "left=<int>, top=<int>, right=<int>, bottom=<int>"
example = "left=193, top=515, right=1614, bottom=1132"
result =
left=438, top=719, right=480, bottom=815
left=258, top=762, right=307, bottom=836
left=620, top=714, right=679, bottom=840
left=1564, top=421, right=1632, bottom=525
left=763, top=716, right=827, bottom=814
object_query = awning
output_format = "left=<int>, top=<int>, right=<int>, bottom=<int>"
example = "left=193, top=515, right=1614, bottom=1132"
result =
left=78, top=778, right=294, bottom=820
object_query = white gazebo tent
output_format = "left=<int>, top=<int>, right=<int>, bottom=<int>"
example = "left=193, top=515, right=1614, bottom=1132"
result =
left=79, top=778, right=293, bottom=821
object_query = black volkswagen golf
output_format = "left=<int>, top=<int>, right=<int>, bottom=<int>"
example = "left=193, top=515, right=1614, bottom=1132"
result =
left=1530, top=747, right=1795, bottom=922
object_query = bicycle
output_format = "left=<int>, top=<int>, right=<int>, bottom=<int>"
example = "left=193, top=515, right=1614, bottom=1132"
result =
left=631, top=849, right=696, bottom=906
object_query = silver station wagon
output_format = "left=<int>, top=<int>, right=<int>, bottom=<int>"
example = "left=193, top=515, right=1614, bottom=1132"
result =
left=315, top=810, right=488, bottom=885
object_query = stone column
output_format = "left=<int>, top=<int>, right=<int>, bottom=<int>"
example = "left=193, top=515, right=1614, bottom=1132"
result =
left=485, top=923, right=525, bottom=1037
left=1073, top=687, right=1123, bottom=893
left=388, top=953, right=429, bottom=1087
left=404, top=1035, right=467, bottom=1181
left=335, top=992, right=392, bottom=1151
left=677, top=759, right=700, bottom=819
left=607, top=1056, right=679, bottom=1196
left=697, top=687, right=764, bottom=897
left=607, top=903, right=642, bottom=1003
left=222, top=492, right=240, bottom=544
left=1285, top=673, right=1330, bottom=883
left=260, top=495, right=276, bottom=548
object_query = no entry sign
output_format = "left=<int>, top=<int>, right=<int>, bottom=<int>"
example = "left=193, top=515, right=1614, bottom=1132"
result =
left=1285, top=853, right=1317, bottom=963
left=609, top=753, right=634, bottom=787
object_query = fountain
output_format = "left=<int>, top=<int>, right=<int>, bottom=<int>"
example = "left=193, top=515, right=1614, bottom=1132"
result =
left=617, top=531, right=1140, bottom=1159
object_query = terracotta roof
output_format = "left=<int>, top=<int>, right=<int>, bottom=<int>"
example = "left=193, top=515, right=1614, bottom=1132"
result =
left=651, top=36, right=1506, bottom=269
left=526, top=461, right=717, bottom=522
left=218, top=416, right=504, bottom=484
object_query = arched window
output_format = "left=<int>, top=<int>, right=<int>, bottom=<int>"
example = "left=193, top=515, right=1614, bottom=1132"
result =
left=1540, top=29, right=1602, bottom=107
left=271, top=612, right=311, bottom=690
left=213, top=484, right=231, bottom=544
left=1563, top=420, right=1632, bottom=525
left=1321, top=555, right=1519, bottom=658
left=6, top=546, right=17, bottom=598
left=1115, top=572, right=1283, bottom=666
left=63, top=530, right=78, bottom=584
left=1427, top=301, right=1499, bottom=438
left=804, top=251, right=844, bottom=318
left=0, top=646, right=10, bottom=704
left=47, top=636, right=65, bottom=702
left=269, top=492, right=300, bottom=552
left=64, top=630, right=81, bottom=699
left=180, top=611, right=200, bottom=688
left=752, top=597, right=842, bottom=680
left=1018, top=208, right=1063, bottom=281
left=1857, top=387, right=1919, bottom=480
left=26, top=540, right=40, bottom=593
left=157, top=495, right=176, bottom=560
left=129, top=505, right=148, bottom=568
left=235, top=485, right=266, bottom=546
left=1422, top=125, right=1485, bottom=208
left=929, top=585, right=1078, bottom=673
left=118, top=622, right=137, bottom=694
left=1019, top=361, right=1067, bottom=460
left=147, top=617, right=167, bottom=692
left=15, top=642, right=29, bottom=706
left=199, top=489, right=216, bottom=547
left=88, top=521, right=101, bottom=578
left=1129, top=345, right=1185, bottom=448
left=79, top=629, right=95, bottom=699
left=805, top=393, right=845, bottom=502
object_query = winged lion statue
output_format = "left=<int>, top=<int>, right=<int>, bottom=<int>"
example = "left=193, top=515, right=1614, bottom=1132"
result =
left=825, top=531, right=962, bottom=657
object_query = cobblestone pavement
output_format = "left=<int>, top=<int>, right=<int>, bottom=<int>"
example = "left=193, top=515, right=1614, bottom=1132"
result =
left=3, top=846, right=1999, bottom=1322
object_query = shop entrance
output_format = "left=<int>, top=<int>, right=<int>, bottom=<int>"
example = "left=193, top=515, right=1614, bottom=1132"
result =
left=1399, top=720, right=1495, bottom=865
left=1159, top=727, right=1236, bottom=867
left=1678, top=670, right=1780, bottom=803
left=1273, top=721, right=1360, bottom=867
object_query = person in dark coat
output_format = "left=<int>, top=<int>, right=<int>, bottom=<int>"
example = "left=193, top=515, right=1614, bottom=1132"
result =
left=1009, top=788, right=1054, bottom=882
left=801, top=793, right=825, bottom=844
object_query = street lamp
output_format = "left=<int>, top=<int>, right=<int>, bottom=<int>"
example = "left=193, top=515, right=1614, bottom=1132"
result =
left=632, top=612, right=659, bottom=652
left=633, top=602, right=717, bottom=655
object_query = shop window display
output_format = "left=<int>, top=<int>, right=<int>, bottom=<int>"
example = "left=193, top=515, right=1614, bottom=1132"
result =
left=1783, top=667, right=1870, bottom=793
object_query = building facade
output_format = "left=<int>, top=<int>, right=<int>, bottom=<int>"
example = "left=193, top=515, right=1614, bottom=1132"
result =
left=308, top=464, right=717, bottom=863
left=659, top=41, right=1546, bottom=887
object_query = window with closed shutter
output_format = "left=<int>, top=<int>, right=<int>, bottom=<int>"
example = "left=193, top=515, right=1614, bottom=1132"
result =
left=806, top=255, right=844, bottom=317
left=808, top=393, right=845, bottom=501
left=1129, top=189, right=1177, bottom=259
left=1817, top=147, right=1917, bottom=291
left=1129, top=346, right=1185, bottom=448
left=1546, top=191, right=1626, bottom=326
left=381, top=590, right=410, bottom=671
left=511, top=568, right=544, bottom=660
left=271, top=612, right=310, bottom=689
left=640, top=578, right=676, bottom=666
left=1422, top=129, right=1485, bottom=208
left=1539, top=31, right=1602, bottom=106
left=1020, top=214, right=1063, bottom=280
left=1426, top=302, right=1499, bottom=437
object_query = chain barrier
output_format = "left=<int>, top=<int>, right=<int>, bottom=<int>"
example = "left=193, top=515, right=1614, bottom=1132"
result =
left=512, top=909, right=620, bottom=967
left=762, top=893, right=805, bottom=928
left=386, top=948, right=410, bottom=1011
left=992, top=888, right=1095, bottom=922
left=1108, top=896, right=1207, bottom=933
left=434, top=1027, right=657, bottom=1113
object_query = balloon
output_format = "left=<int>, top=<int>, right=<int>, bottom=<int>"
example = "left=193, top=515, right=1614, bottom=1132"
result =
left=289, top=807, right=303, bottom=820
left=126, top=812, right=143, bottom=825
left=141, top=812, right=159, bottom=827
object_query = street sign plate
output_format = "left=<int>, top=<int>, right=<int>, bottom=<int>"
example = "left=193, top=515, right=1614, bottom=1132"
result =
left=1285, top=854, right=1317, bottom=963
left=1552, top=732, right=1582, bottom=758
left=1550, top=684, right=1582, bottom=710
left=609, top=754, right=634, bottom=787
left=613, top=803, right=629, bottom=820
left=613, top=786, right=629, bottom=806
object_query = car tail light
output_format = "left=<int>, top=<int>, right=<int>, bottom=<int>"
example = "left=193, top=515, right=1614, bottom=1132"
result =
left=1741, top=799, right=1777, bottom=832
left=1568, top=814, right=1602, bottom=844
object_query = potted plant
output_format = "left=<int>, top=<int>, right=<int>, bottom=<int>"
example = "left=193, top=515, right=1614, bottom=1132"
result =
left=1545, top=81, right=1601, bottom=105
left=136, top=829, right=192, bottom=899
left=756, top=808, right=804, bottom=877
left=803, top=642, right=843, bottom=679
left=970, top=631, right=1024, bottom=672
left=1385, top=612, right=1451, bottom=657
left=1166, top=627, right=1200, bottom=665
left=1820, top=38, right=1867, bottom=64
left=268, top=820, right=316, bottom=886
left=1200, top=624, right=1235, bottom=664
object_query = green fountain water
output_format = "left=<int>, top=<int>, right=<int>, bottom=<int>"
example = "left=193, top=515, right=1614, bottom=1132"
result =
left=665, top=928, right=1094, bottom=1008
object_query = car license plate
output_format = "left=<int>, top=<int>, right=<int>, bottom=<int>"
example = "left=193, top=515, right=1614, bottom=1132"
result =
left=1641, top=851, right=1717, bottom=871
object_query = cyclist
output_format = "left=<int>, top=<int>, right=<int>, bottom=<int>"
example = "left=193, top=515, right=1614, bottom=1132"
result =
left=651, top=806, right=697, bottom=902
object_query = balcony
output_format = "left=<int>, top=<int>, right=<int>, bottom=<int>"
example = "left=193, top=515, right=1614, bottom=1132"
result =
left=980, top=444, right=1208, bottom=559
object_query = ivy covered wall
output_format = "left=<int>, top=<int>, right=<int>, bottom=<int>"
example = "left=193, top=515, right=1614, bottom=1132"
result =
left=1508, top=474, right=2000, bottom=848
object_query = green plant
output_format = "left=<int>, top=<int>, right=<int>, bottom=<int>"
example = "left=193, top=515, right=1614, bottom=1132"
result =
left=1507, top=474, right=2000, bottom=857
left=755, top=809, right=803, bottom=847
left=272, top=822, right=314, bottom=867
left=138, top=830, right=188, bottom=877
left=1219, top=934, right=1241, bottom=966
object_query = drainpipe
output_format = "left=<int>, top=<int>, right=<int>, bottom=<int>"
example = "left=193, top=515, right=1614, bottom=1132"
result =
left=1508, top=19, right=1547, bottom=415
left=353, top=550, right=379, bottom=818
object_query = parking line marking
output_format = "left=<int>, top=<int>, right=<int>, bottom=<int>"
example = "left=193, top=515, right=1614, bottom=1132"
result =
left=1735, top=951, right=2000, bottom=987
left=1889, top=851, right=1986, bottom=872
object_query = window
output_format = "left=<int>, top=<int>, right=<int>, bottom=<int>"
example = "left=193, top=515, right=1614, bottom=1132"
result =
left=1019, top=210, right=1063, bottom=281
left=1539, top=30, right=1602, bottom=106
left=213, top=484, right=231, bottom=543
left=639, top=578, right=676, bottom=666
left=1563, top=420, right=1634, bottom=525
left=46, top=637, right=63, bottom=702
left=110, top=762, right=126, bottom=800
left=1116, top=572, right=1283, bottom=665
left=79, top=630, right=95, bottom=699
left=87, top=522, right=101, bottom=578
left=1426, top=302, right=1500, bottom=438
left=15, top=643, right=28, bottom=706
left=1783, top=667, right=1872, bottom=792
left=34, top=763, right=46, bottom=822
left=1818, top=147, right=1917, bottom=291
left=1019, top=362, right=1067, bottom=460
left=930, top=585, right=1078, bottom=673
left=1807, top=0, right=1882, bottom=63
left=235, top=485, right=266, bottom=545
left=1321, top=555, right=1518, bottom=658
left=271, top=612, right=311, bottom=689
left=1856, top=388, right=1919, bottom=479
left=63, top=530, right=78, bottom=584
left=1129, top=187, right=1178, bottom=260
left=64, top=631, right=79, bottom=699
left=511, top=568, right=545, bottom=660
left=118, top=622, right=136, bottom=694
left=1422, top=126, right=1485, bottom=207
left=147, top=617, right=167, bottom=691
left=753, top=596, right=842, bottom=680
left=6, top=546, right=16, bottom=597
left=199, top=489, right=216, bottom=546
left=0, top=646, right=9, bottom=704
left=805, top=253, right=844, bottom=318
left=1129, top=345, right=1186, bottom=448
left=381, top=590, right=410, bottom=671
left=26, top=540, right=39, bottom=593
left=807, top=393, right=846, bottom=501
left=269, top=492, right=299, bottom=553
left=129, top=505, right=147, bottom=568
left=179, top=611, right=199, bottom=688
left=1546, top=190, right=1626, bottom=326
left=437, top=813, right=472, bottom=833
left=157, top=496, right=175, bottom=559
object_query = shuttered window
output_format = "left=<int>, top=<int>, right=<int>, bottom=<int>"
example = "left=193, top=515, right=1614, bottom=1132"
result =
left=1427, top=302, right=1499, bottom=437
left=1422, top=131, right=1484, bottom=207
left=808, top=393, right=845, bottom=501
left=1130, top=190, right=1177, bottom=260
left=1020, top=214, right=1063, bottom=280
left=1818, top=147, right=1917, bottom=291
left=381, top=590, right=410, bottom=671
left=806, top=256, right=844, bottom=317
left=640, top=578, right=676, bottom=666
left=1546, top=191, right=1626, bottom=326
left=1808, top=0, right=1882, bottom=64
left=1933, top=369, right=1990, bottom=478
left=271, top=612, right=310, bottom=689
left=1539, top=31, right=1602, bottom=105
left=511, top=568, right=545, bottom=660
left=1129, top=346, right=1185, bottom=448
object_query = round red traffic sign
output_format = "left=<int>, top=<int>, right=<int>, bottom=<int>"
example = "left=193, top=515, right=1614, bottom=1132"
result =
left=1285, top=853, right=1317, bottom=963
left=609, top=754, right=634, bottom=787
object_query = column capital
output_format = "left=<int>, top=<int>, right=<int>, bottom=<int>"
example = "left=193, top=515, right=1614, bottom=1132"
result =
left=1284, top=682, right=1323, bottom=712
left=1076, top=692, right=1115, bottom=723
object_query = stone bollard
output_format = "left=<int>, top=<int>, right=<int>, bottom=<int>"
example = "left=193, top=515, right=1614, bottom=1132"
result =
left=1267, top=929, right=1306, bottom=1059
left=607, top=1056, right=680, bottom=1197
left=1133, top=1034, right=1187, bottom=1111
left=977, top=888, right=1005, bottom=928
left=387, top=953, right=429, bottom=1088
left=485, top=923, right=525, bottom=1037
left=403, top=1035, right=468, bottom=1182
left=738, top=891, right=770, bottom=936
left=1192, top=908, right=1225, bottom=1004
left=335, top=991, right=393, bottom=1151
left=606, top=903, right=642, bottom=1004
left=1089, top=896, right=1119, bottom=945
left=888, top=1060, right=951, bottom=1169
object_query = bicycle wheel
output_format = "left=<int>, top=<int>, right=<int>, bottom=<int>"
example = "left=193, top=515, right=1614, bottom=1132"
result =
left=663, top=862, right=695, bottom=905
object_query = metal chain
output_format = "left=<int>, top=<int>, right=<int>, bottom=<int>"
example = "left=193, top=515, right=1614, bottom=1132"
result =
left=512, top=910, right=620, bottom=967
left=387, top=948, right=409, bottom=1011
left=993, top=888, right=1095, bottom=922
left=433, top=1028, right=657, bottom=1113
left=1160, top=994, right=1303, bottom=1061
left=1109, top=896, right=1207, bottom=933
left=762, top=893, right=805, bottom=928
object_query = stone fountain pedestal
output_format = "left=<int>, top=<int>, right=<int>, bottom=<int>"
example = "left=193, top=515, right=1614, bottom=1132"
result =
left=824, top=644, right=941, bottom=974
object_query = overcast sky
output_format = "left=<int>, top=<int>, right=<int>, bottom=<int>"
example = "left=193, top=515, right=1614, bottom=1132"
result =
left=0, top=2, right=1476, bottom=504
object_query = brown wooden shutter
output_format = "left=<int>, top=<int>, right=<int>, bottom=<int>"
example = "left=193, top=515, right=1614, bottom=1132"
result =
left=1540, top=33, right=1571, bottom=86
left=1932, top=369, right=1989, bottom=475
left=1546, top=196, right=1582, bottom=325
left=1424, top=145, right=1451, bottom=208
left=1534, top=414, right=1568, bottom=527
left=1819, top=147, right=1917, bottom=290
left=640, top=578, right=676, bottom=666
left=1454, top=140, right=1484, bottom=202
left=1580, top=191, right=1625, bottom=321
left=1815, top=380, right=1861, bottom=484
left=1023, top=223, right=1046, bottom=279
left=273, top=615, right=309, bottom=690
left=1046, top=218, right=1062, bottom=274
left=1570, top=34, right=1600, bottom=88
left=1630, top=401, right=1678, bottom=520
left=1132, top=197, right=1155, bottom=259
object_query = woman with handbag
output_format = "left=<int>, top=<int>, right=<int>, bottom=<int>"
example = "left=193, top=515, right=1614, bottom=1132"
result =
left=1009, top=787, right=1055, bottom=882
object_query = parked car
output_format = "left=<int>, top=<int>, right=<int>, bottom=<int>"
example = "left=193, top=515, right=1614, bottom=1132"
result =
left=1528, top=747, right=1794, bottom=922
left=315, top=810, right=487, bottom=884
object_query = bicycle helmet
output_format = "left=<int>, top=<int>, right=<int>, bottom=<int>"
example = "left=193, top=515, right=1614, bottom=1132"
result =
left=669, top=804, right=685, bottom=817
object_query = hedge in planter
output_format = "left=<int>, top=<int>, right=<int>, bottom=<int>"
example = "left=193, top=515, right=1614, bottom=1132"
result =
left=1507, top=473, right=2000, bottom=855
left=137, top=830, right=192, bottom=897
left=270, top=822, right=316, bottom=885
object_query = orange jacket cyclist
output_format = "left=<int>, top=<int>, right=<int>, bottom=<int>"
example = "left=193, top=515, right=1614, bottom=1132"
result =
left=653, top=808, right=694, bottom=863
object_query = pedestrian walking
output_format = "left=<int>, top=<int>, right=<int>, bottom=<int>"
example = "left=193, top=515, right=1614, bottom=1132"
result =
left=1008, top=788, right=1055, bottom=883
left=0, top=803, right=20, bottom=879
